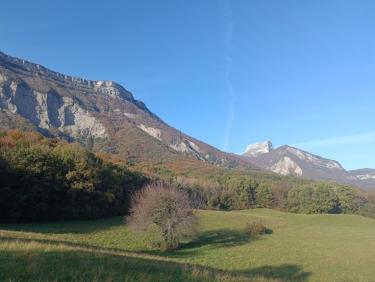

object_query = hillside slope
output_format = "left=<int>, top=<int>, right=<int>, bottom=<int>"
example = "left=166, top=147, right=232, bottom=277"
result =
left=0, top=51, right=251, bottom=168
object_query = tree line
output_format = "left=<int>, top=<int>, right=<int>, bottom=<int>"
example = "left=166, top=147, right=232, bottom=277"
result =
left=169, top=174, right=375, bottom=218
left=1, top=129, right=374, bottom=223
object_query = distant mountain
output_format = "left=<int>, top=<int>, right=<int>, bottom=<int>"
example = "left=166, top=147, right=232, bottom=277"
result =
left=350, top=168, right=375, bottom=180
left=0, top=51, right=251, bottom=168
left=243, top=141, right=375, bottom=190
left=349, top=169, right=375, bottom=188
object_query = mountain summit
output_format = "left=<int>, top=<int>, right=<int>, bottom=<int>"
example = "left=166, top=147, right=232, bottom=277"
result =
left=243, top=141, right=375, bottom=189
left=244, top=141, right=273, bottom=157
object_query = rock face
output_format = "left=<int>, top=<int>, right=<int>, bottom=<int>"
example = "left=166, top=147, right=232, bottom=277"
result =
left=243, top=142, right=375, bottom=189
left=0, top=51, right=135, bottom=140
left=0, top=51, right=251, bottom=167
left=270, top=156, right=303, bottom=176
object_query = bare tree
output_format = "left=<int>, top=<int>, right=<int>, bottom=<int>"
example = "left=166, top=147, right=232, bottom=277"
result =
left=126, top=183, right=199, bottom=251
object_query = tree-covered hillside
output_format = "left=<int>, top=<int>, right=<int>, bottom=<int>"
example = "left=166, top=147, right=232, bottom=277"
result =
left=0, top=129, right=147, bottom=222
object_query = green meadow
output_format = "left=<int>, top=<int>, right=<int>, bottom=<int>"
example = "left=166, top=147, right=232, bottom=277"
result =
left=1, top=209, right=375, bottom=282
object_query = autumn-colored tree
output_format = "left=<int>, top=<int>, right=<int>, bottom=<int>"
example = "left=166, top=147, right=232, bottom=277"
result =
left=127, top=183, right=199, bottom=251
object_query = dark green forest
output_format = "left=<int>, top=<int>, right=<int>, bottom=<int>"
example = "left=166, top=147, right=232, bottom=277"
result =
left=0, top=130, right=147, bottom=222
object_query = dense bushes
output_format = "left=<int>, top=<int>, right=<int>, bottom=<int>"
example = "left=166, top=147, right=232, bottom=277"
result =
left=0, top=130, right=147, bottom=222
left=171, top=175, right=286, bottom=211
left=170, top=175, right=374, bottom=217
left=243, top=221, right=271, bottom=236
left=286, top=184, right=370, bottom=214
left=287, top=184, right=339, bottom=214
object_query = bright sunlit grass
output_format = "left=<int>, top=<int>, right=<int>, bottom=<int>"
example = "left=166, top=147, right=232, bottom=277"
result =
left=1, top=209, right=375, bottom=281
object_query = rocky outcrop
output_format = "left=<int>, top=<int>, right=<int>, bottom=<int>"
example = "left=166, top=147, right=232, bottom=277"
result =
left=0, top=72, right=107, bottom=139
left=270, top=156, right=303, bottom=176
left=137, top=124, right=162, bottom=141
left=244, top=141, right=273, bottom=157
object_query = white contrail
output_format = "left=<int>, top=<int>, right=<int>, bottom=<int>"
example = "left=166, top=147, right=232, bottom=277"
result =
left=292, top=132, right=375, bottom=148
left=223, top=0, right=237, bottom=151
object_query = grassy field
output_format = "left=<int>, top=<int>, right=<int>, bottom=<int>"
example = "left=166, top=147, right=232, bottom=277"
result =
left=1, top=209, right=375, bottom=281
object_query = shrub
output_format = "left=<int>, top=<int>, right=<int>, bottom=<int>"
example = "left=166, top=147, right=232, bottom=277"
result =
left=243, top=221, right=270, bottom=236
left=126, top=183, right=199, bottom=251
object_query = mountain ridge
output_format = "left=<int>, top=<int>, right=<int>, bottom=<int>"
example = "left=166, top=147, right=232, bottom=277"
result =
left=0, top=50, right=253, bottom=168
left=243, top=141, right=375, bottom=189
left=1, top=50, right=373, bottom=189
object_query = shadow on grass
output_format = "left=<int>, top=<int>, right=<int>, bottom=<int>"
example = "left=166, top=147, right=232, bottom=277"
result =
left=0, top=236, right=311, bottom=281
left=146, top=229, right=259, bottom=258
left=183, top=229, right=255, bottom=249
left=0, top=216, right=124, bottom=234
left=0, top=246, right=230, bottom=282
left=236, top=264, right=312, bottom=282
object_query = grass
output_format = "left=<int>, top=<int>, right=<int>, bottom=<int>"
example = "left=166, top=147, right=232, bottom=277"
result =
left=1, top=209, right=375, bottom=281
left=0, top=241, right=261, bottom=282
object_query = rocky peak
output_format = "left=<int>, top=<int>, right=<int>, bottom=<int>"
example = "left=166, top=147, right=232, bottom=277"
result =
left=244, top=141, right=273, bottom=157
left=93, top=80, right=133, bottom=100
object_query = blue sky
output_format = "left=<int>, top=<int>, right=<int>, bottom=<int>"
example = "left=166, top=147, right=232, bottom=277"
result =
left=1, top=0, right=375, bottom=170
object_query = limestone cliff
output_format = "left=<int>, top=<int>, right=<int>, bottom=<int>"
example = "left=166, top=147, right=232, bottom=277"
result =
left=0, top=51, right=251, bottom=167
